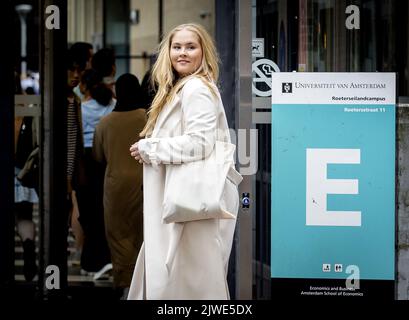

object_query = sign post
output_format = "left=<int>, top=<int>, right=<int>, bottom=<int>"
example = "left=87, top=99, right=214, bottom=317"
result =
left=271, top=73, right=396, bottom=298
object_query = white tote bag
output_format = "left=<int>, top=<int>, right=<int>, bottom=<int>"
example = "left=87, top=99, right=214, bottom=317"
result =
left=162, top=141, right=242, bottom=224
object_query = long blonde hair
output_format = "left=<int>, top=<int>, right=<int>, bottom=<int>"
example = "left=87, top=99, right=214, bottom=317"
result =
left=140, top=23, right=220, bottom=137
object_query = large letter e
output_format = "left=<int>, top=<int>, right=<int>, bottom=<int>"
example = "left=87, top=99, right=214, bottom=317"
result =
left=306, top=148, right=361, bottom=227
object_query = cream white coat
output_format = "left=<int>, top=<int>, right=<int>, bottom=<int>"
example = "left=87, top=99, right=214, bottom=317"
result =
left=127, top=77, right=240, bottom=300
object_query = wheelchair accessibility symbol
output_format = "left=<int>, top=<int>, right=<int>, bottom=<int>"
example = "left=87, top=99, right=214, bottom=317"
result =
left=252, top=59, right=280, bottom=97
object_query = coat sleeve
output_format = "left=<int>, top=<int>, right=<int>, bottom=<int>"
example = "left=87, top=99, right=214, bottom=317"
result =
left=138, top=81, right=218, bottom=165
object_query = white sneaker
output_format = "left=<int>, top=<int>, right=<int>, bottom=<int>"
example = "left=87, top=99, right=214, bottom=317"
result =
left=93, top=263, right=112, bottom=281
left=80, top=269, right=94, bottom=277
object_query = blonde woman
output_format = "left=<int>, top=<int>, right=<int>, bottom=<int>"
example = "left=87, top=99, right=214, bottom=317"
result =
left=128, top=23, right=241, bottom=300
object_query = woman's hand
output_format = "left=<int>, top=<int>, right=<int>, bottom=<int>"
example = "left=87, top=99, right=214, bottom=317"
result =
left=130, top=142, right=144, bottom=164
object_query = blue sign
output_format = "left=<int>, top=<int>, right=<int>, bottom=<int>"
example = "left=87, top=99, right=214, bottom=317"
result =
left=271, top=73, right=396, bottom=284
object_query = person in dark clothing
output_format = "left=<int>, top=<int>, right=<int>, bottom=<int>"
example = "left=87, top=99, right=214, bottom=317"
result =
left=141, top=68, right=157, bottom=109
left=66, top=47, right=85, bottom=197
left=92, top=48, right=116, bottom=96
left=75, top=68, right=114, bottom=275
left=14, top=71, right=39, bottom=282
left=66, top=46, right=88, bottom=274
left=70, top=42, right=93, bottom=70
left=14, top=116, right=39, bottom=282
left=71, top=42, right=94, bottom=101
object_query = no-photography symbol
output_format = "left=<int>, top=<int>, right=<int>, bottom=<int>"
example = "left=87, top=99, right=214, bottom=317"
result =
left=252, top=59, right=280, bottom=97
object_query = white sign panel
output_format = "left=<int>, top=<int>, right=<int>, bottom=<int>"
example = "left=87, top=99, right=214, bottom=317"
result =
left=272, top=72, right=396, bottom=105
left=271, top=72, right=396, bottom=299
left=252, top=38, right=264, bottom=57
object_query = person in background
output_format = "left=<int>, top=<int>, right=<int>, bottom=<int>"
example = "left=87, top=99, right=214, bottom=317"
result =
left=80, top=69, right=116, bottom=147
left=75, top=68, right=115, bottom=276
left=93, top=73, right=146, bottom=299
left=71, top=42, right=93, bottom=69
left=14, top=71, right=38, bottom=282
left=70, top=42, right=93, bottom=265
left=71, top=42, right=94, bottom=101
left=92, top=48, right=116, bottom=96
left=128, top=23, right=240, bottom=299
left=140, top=67, right=157, bottom=109
left=66, top=46, right=86, bottom=265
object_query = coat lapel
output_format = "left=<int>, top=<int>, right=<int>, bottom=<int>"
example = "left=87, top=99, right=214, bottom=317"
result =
left=152, top=94, right=181, bottom=137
